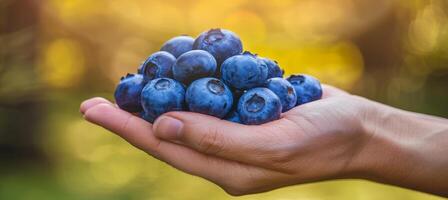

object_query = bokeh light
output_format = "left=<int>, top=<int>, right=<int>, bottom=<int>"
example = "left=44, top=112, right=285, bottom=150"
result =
left=1, top=0, right=447, bottom=199
left=39, top=38, right=85, bottom=88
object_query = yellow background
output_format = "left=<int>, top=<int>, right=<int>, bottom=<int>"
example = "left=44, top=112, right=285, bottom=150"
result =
left=1, top=0, right=447, bottom=199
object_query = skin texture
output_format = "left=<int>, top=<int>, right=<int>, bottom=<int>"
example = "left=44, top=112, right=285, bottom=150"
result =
left=81, top=85, right=448, bottom=197
left=114, top=74, right=147, bottom=113
left=237, top=88, right=282, bottom=125
left=160, top=36, right=195, bottom=58
left=186, top=78, right=233, bottom=118
left=221, top=52, right=268, bottom=90
left=172, top=50, right=217, bottom=84
left=138, top=51, right=176, bottom=79
left=265, top=77, right=297, bottom=112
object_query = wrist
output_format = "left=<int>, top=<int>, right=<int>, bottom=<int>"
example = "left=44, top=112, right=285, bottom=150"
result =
left=339, top=95, right=393, bottom=178
left=350, top=97, right=448, bottom=196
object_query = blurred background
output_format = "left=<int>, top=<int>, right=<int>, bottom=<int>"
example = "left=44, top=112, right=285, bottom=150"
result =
left=1, top=0, right=447, bottom=199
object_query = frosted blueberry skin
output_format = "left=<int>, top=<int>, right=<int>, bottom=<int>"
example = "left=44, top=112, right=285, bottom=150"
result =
left=221, top=51, right=268, bottom=90
left=140, top=111, right=155, bottom=123
left=193, top=28, right=243, bottom=66
left=160, top=36, right=195, bottom=58
left=224, top=110, right=242, bottom=124
left=265, top=78, right=297, bottom=112
left=186, top=78, right=233, bottom=118
left=114, top=73, right=148, bottom=113
left=173, top=50, right=217, bottom=85
left=138, top=51, right=176, bottom=79
left=237, top=87, right=282, bottom=125
left=258, top=57, right=284, bottom=79
left=141, top=78, right=185, bottom=122
left=287, top=74, right=323, bottom=105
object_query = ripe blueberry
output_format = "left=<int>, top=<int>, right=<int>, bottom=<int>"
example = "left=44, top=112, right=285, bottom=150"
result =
left=140, top=111, right=154, bottom=123
left=173, top=50, right=217, bottom=84
left=237, top=87, right=282, bottom=125
left=160, top=36, right=195, bottom=58
left=114, top=73, right=148, bottom=113
left=265, top=78, right=297, bottom=112
left=221, top=51, right=268, bottom=90
left=141, top=78, right=185, bottom=122
left=258, top=57, right=284, bottom=78
left=138, top=51, right=176, bottom=79
left=193, top=28, right=243, bottom=65
left=224, top=110, right=242, bottom=124
left=186, top=77, right=233, bottom=118
left=287, top=74, right=322, bottom=105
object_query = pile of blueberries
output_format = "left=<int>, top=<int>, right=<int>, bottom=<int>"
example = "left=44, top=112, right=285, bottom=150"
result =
left=114, top=28, right=322, bottom=125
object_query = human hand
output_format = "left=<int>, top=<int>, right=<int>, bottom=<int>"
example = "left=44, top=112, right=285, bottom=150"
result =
left=80, top=84, right=448, bottom=196
left=80, top=85, right=375, bottom=195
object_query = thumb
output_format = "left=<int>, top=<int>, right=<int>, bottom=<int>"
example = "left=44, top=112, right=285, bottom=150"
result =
left=152, top=111, right=275, bottom=163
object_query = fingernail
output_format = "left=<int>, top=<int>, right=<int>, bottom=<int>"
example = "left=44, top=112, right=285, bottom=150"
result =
left=80, top=97, right=109, bottom=114
left=153, top=116, right=183, bottom=140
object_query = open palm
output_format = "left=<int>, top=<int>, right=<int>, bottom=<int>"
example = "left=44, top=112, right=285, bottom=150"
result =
left=80, top=85, right=372, bottom=195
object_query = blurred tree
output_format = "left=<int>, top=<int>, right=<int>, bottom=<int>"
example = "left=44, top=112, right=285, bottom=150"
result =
left=0, top=1, right=447, bottom=199
left=0, top=0, right=47, bottom=164
left=352, top=1, right=448, bottom=117
left=352, top=2, right=407, bottom=100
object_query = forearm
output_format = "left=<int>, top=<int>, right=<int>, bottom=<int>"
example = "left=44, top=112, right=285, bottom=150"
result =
left=354, top=98, right=448, bottom=196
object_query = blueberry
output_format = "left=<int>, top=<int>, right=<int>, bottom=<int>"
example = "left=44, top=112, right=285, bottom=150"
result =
left=193, top=28, right=243, bottom=65
left=258, top=57, right=284, bottom=78
left=138, top=51, right=176, bottom=80
left=186, top=77, right=233, bottom=118
left=140, top=111, right=154, bottom=123
left=287, top=74, right=322, bottom=105
left=141, top=78, right=185, bottom=122
left=160, top=35, right=195, bottom=58
left=237, top=88, right=282, bottom=125
left=265, top=78, right=297, bottom=112
left=231, top=89, right=245, bottom=108
left=224, top=110, right=242, bottom=124
left=114, top=73, right=148, bottom=113
left=172, top=50, right=217, bottom=84
left=221, top=51, right=268, bottom=90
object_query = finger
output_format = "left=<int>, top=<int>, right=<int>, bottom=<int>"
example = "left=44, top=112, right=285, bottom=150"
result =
left=83, top=103, right=268, bottom=186
left=84, top=103, right=157, bottom=152
left=80, top=97, right=112, bottom=114
left=152, top=111, right=295, bottom=166
left=321, top=84, right=349, bottom=98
